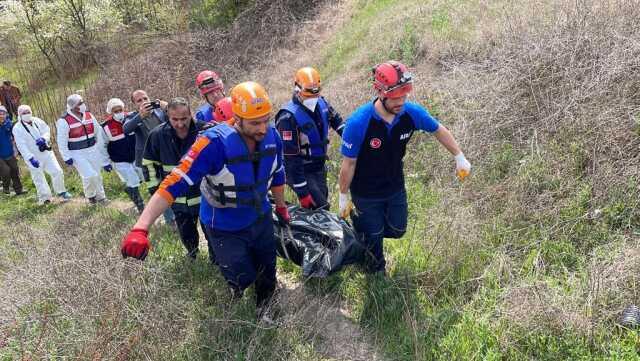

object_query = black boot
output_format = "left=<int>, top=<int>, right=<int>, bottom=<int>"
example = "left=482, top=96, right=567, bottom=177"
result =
left=125, top=187, right=145, bottom=213
left=131, top=187, right=145, bottom=213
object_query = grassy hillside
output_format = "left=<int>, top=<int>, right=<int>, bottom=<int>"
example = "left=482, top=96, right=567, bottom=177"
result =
left=2, top=0, right=640, bottom=360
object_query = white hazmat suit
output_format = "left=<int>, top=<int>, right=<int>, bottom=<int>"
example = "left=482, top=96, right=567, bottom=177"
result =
left=12, top=105, right=69, bottom=204
left=56, top=94, right=110, bottom=201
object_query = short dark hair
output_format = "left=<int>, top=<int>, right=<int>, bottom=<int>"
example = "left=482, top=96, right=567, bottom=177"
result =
left=2, top=81, right=9, bottom=86
left=167, top=97, right=190, bottom=111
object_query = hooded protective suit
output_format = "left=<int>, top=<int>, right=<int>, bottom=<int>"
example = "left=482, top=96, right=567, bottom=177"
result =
left=12, top=105, right=68, bottom=204
left=56, top=94, right=109, bottom=201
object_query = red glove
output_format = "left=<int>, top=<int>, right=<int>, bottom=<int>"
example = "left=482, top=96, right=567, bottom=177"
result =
left=275, top=205, right=291, bottom=225
left=121, top=228, right=151, bottom=260
left=298, top=194, right=316, bottom=209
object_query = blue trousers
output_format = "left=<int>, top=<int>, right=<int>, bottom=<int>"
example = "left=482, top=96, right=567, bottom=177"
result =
left=351, top=189, right=408, bottom=272
left=207, top=216, right=277, bottom=307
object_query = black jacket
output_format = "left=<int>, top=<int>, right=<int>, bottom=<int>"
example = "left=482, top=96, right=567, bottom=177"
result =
left=142, top=119, right=209, bottom=209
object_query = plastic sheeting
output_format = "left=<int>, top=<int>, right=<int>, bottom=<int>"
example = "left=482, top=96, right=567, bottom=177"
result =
left=273, top=206, right=366, bottom=278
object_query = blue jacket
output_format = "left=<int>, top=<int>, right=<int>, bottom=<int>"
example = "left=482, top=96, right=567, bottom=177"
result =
left=0, top=118, right=14, bottom=159
left=157, top=124, right=285, bottom=231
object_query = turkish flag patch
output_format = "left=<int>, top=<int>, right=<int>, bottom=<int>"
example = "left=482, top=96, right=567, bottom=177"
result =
left=370, top=138, right=382, bottom=149
left=282, top=131, right=293, bottom=141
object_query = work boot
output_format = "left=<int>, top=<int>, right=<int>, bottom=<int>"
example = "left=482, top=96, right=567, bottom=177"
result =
left=88, top=196, right=97, bottom=204
left=58, top=191, right=72, bottom=201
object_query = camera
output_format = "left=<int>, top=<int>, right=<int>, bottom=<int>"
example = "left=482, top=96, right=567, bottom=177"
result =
left=148, top=100, right=161, bottom=109
left=38, top=142, right=52, bottom=152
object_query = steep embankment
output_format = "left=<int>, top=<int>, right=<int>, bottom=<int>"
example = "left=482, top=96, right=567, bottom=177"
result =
left=2, top=0, right=640, bottom=360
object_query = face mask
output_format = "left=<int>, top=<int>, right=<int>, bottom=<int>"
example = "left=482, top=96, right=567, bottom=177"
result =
left=21, top=114, right=32, bottom=123
left=78, top=104, right=87, bottom=113
left=302, top=97, right=319, bottom=112
left=113, top=112, right=125, bottom=122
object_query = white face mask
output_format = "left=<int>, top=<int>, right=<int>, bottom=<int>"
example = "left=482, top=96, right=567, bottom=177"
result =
left=78, top=103, right=87, bottom=113
left=113, top=112, right=125, bottom=122
left=21, top=114, right=32, bottom=123
left=302, top=97, right=319, bottom=112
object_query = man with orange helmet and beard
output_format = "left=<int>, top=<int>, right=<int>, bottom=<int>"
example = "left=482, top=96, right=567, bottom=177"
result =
left=338, top=61, right=471, bottom=274
left=121, top=82, right=289, bottom=320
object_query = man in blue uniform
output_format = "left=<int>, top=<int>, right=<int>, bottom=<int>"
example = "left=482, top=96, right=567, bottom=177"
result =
left=338, top=61, right=472, bottom=274
left=121, top=82, right=290, bottom=317
left=194, top=70, right=225, bottom=123
left=275, top=67, right=345, bottom=209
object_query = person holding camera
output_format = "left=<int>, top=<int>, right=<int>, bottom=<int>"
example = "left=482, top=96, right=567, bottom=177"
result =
left=57, top=94, right=110, bottom=204
left=124, top=90, right=168, bottom=171
left=124, top=90, right=175, bottom=225
left=12, top=105, right=71, bottom=204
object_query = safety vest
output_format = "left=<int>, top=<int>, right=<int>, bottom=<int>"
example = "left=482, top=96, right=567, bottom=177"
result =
left=200, top=125, right=280, bottom=229
left=64, top=112, right=96, bottom=150
left=102, top=114, right=136, bottom=163
left=282, top=98, right=330, bottom=159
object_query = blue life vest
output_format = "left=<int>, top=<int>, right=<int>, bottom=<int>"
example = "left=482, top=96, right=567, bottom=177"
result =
left=200, top=124, right=280, bottom=231
left=195, top=103, right=214, bottom=123
left=282, top=98, right=329, bottom=159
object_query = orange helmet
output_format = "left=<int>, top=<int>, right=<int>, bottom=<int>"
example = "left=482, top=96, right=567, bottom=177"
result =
left=294, top=67, right=321, bottom=97
left=372, top=61, right=413, bottom=98
left=196, top=70, right=224, bottom=96
left=213, top=97, right=234, bottom=125
left=230, top=81, right=272, bottom=119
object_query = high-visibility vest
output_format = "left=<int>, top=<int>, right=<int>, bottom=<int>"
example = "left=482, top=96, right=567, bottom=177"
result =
left=64, top=112, right=96, bottom=150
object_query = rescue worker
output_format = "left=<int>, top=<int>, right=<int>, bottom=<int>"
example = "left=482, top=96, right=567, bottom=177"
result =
left=101, top=98, right=144, bottom=212
left=124, top=89, right=175, bottom=225
left=276, top=67, right=345, bottom=209
left=142, top=97, right=210, bottom=259
left=56, top=94, right=111, bottom=204
left=194, top=70, right=225, bottom=123
left=12, top=105, right=71, bottom=204
left=338, top=61, right=472, bottom=274
left=213, top=97, right=234, bottom=125
left=121, top=82, right=290, bottom=319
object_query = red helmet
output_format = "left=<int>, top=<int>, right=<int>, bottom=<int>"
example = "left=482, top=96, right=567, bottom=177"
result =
left=213, top=97, right=234, bottom=125
left=196, top=70, right=224, bottom=96
left=372, top=61, right=413, bottom=98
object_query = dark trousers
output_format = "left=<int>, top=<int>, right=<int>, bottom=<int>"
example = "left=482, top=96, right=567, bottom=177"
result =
left=173, top=205, right=209, bottom=258
left=306, top=166, right=329, bottom=209
left=0, top=156, right=22, bottom=194
left=207, top=216, right=277, bottom=307
left=351, top=189, right=408, bottom=272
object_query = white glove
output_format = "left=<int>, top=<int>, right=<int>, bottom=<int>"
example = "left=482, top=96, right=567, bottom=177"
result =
left=455, top=153, right=471, bottom=181
left=338, top=193, right=352, bottom=218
